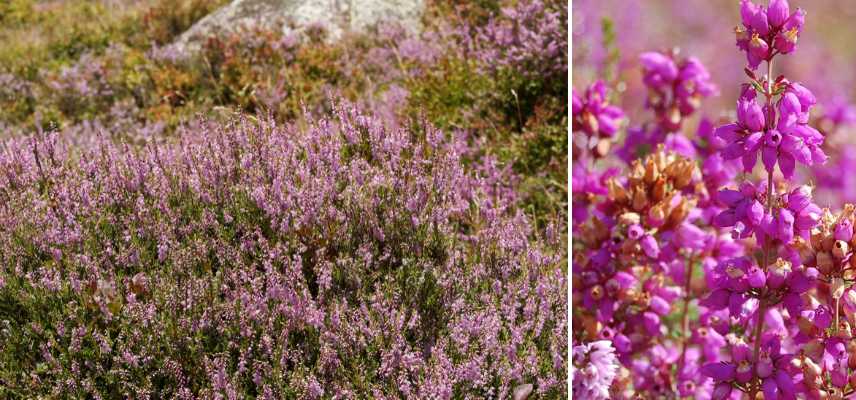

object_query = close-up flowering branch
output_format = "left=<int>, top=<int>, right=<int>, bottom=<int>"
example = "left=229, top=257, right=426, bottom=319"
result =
left=573, top=0, right=856, bottom=398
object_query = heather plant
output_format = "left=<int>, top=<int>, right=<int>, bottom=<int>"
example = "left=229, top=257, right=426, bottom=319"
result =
left=0, top=102, right=567, bottom=398
left=573, top=0, right=856, bottom=398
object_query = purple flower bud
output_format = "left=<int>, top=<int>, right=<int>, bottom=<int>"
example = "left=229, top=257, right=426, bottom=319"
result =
left=780, top=134, right=810, bottom=164
left=767, top=0, right=790, bottom=28
left=749, top=34, right=770, bottom=63
left=779, top=152, right=796, bottom=179
left=795, top=204, right=821, bottom=232
left=640, top=52, right=679, bottom=87
left=747, top=265, right=766, bottom=288
left=640, top=235, right=660, bottom=258
left=787, top=186, right=812, bottom=211
left=835, top=220, right=853, bottom=242
left=572, top=91, right=582, bottom=114
left=738, top=98, right=765, bottom=132
left=643, top=311, right=661, bottom=335
left=776, top=208, right=795, bottom=243
left=761, top=145, right=778, bottom=174
left=789, top=83, right=815, bottom=111
left=740, top=0, right=759, bottom=28
left=677, top=222, right=708, bottom=250
left=762, top=377, right=778, bottom=399
left=748, top=200, right=764, bottom=225
left=613, top=333, right=631, bottom=353
left=775, top=370, right=795, bottom=396
left=777, top=92, right=802, bottom=129
left=784, top=8, right=805, bottom=33
left=712, top=382, right=733, bottom=400
left=702, top=362, right=736, bottom=381
left=650, top=295, right=671, bottom=315
left=813, top=306, right=832, bottom=330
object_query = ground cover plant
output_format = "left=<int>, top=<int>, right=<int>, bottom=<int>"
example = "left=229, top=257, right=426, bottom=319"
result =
left=0, top=0, right=568, bottom=398
left=572, top=0, right=856, bottom=398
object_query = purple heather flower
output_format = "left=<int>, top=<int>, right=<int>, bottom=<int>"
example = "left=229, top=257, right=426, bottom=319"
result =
left=774, top=9, right=805, bottom=54
left=835, top=219, right=854, bottom=242
left=767, top=0, right=790, bottom=28
left=640, top=52, right=679, bottom=89
left=640, top=235, right=660, bottom=259
left=713, top=182, right=765, bottom=239
left=572, top=81, right=624, bottom=138
left=718, top=83, right=825, bottom=178
left=737, top=0, right=805, bottom=67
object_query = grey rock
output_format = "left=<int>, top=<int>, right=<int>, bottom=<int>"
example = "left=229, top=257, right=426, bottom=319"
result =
left=172, top=0, right=424, bottom=53
left=513, top=383, right=534, bottom=400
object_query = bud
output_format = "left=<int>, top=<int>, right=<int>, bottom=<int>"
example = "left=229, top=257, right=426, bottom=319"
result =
left=608, top=179, right=628, bottom=203
left=633, top=187, right=648, bottom=211
left=648, top=203, right=667, bottom=228
left=666, top=198, right=695, bottom=228
left=644, top=158, right=659, bottom=184
left=652, top=178, right=668, bottom=202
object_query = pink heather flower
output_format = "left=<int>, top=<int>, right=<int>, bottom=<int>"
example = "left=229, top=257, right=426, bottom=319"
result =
left=774, top=8, right=805, bottom=54
left=767, top=0, right=790, bottom=28
left=736, top=0, right=805, bottom=68
left=572, top=81, right=624, bottom=138
left=713, top=182, right=766, bottom=239
left=638, top=51, right=718, bottom=134
left=572, top=340, right=619, bottom=400
left=639, top=52, right=679, bottom=89
left=717, top=83, right=825, bottom=178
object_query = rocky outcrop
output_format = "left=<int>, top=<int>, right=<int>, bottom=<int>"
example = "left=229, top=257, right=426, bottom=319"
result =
left=171, top=0, right=424, bottom=53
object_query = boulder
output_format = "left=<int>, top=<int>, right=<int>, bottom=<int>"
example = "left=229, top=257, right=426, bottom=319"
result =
left=171, top=0, right=425, bottom=53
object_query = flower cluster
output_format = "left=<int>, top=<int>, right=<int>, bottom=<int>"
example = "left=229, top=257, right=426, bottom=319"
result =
left=639, top=50, right=718, bottom=132
left=736, top=0, right=805, bottom=69
left=716, top=81, right=826, bottom=179
left=572, top=340, right=619, bottom=399
left=572, top=80, right=625, bottom=146
left=617, top=51, right=717, bottom=164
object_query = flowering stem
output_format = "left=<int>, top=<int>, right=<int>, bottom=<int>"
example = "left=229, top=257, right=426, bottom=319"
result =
left=750, top=58, right=776, bottom=399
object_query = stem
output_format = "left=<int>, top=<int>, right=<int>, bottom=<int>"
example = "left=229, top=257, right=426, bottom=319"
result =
left=677, top=256, right=695, bottom=387
left=836, top=296, right=841, bottom=333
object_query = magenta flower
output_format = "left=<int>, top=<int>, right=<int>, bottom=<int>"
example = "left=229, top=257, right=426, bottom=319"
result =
left=713, top=182, right=766, bottom=240
left=717, top=82, right=825, bottom=178
left=639, top=51, right=718, bottom=132
left=702, top=336, right=795, bottom=399
left=572, top=81, right=624, bottom=138
left=736, top=0, right=805, bottom=68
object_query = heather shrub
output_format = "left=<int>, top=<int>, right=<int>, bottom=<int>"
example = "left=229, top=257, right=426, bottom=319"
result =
left=572, top=0, right=856, bottom=398
left=0, top=102, right=567, bottom=398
